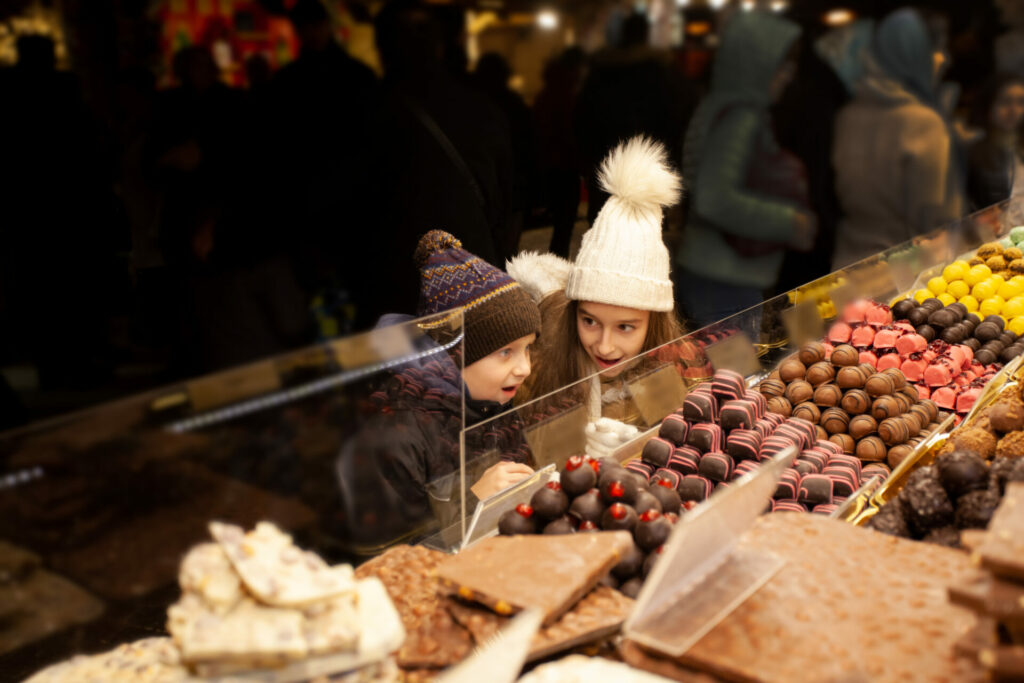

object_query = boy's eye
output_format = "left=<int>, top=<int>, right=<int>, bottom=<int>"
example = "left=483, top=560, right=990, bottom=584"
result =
left=499, top=348, right=512, bottom=358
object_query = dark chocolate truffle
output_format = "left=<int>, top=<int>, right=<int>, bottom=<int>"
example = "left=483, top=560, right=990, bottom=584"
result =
left=649, top=481, right=682, bottom=515
left=632, top=489, right=663, bottom=516
left=600, top=474, right=638, bottom=506
left=975, top=348, right=997, bottom=365
left=642, top=548, right=662, bottom=578
left=921, top=298, right=944, bottom=312
left=635, top=509, right=672, bottom=551
left=963, top=337, right=981, bottom=352
left=561, top=455, right=598, bottom=497
left=916, top=324, right=936, bottom=342
left=907, top=308, right=928, bottom=327
left=899, top=468, right=954, bottom=536
left=922, top=525, right=961, bottom=548
left=601, top=502, right=638, bottom=532
left=498, top=503, right=537, bottom=535
left=892, top=298, right=916, bottom=319
left=611, top=541, right=645, bottom=580
left=568, top=488, right=604, bottom=524
left=936, top=450, right=989, bottom=499
left=543, top=516, right=576, bottom=535
left=531, top=482, right=570, bottom=520
left=954, top=489, right=1001, bottom=529
left=976, top=321, right=1001, bottom=342
left=868, top=500, right=911, bottom=538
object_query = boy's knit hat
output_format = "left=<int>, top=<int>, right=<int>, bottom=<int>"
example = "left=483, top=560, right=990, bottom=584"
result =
left=415, top=230, right=541, bottom=365
left=566, top=137, right=682, bottom=312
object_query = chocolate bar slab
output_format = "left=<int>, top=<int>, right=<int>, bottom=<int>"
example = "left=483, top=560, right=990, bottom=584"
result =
left=979, top=483, right=1024, bottom=582
left=437, top=532, right=632, bottom=626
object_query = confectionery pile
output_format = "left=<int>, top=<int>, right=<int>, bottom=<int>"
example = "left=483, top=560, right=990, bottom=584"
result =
left=757, top=341, right=947, bottom=470
left=827, top=298, right=999, bottom=418
left=946, top=483, right=1024, bottom=680
left=869, top=377, right=1024, bottom=547
left=911, top=255, right=1024, bottom=325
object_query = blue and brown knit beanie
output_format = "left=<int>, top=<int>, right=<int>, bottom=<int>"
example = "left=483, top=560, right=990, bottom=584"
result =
left=415, top=230, right=542, bottom=366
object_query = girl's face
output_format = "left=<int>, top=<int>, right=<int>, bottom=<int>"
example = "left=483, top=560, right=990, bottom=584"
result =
left=462, top=333, right=536, bottom=404
left=991, top=83, right=1024, bottom=135
left=576, top=302, right=651, bottom=378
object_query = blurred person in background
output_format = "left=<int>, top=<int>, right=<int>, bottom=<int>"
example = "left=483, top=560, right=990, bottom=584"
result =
left=674, top=11, right=815, bottom=328
left=967, top=73, right=1024, bottom=211
left=832, top=7, right=965, bottom=269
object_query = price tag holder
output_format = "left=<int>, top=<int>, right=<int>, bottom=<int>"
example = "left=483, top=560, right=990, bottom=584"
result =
left=330, top=325, right=415, bottom=370
left=828, top=282, right=857, bottom=319
left=523, top=404, right=588, bottom=471
left=781, top=301, right=823, bottom=348
left=187, top=360, right=281, bottom=413
left=704, top=332, right=760, bottom=378
left=628, top=364, right=689, bottom=427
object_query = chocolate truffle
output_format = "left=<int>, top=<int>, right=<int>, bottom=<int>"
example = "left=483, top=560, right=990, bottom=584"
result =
left=806, top=361, right=835, bottom=386
left=975, top=348, right=998, bottom=365
left=886, top=443, right=913, bottom=469
left=849, top=414, right=878, bottom=440
left=830, top=344, right=860, bottom=367
left=872, top=395, right=902, bottom=421
left=836, top=366, right=867, bottom=390
left=921, top=298, right=944, bottom=312
left=632, top=489, right=663, bottom=516
left=498, top=503, right=538, bottom=535
left=568, top=488, right=604, bottom=524
left=936, top=450, right=990, bottom=499
left=784, top=380, right=814, bottom=405
left=799, top=341, right=827, bottom=365
left=899, top=469, right=954, bottom=536
left=600, top=474, right=639, bottom=506
left=951, top=427, right=998, bottom=459
left=577, top=520, right=599, bottom=532
left=991, top=456, right=1024, bottom=493
left=779, top=358, right=807, bottom=382
left=829, top=432, right=855, bottom=454
left=792, top=402, right=821, bottom=424
left=619, top=577, right=644, bottom=599
left=990, top=401, right=1024, bottom=432
left=720, top=400, right=756, bottom=432
left=641, top=437, right=674, bottom=469
left=841, top=389, right=871, bottom=415
left=856, top=435, right=887, bottom=462
left=759, top=378, right=786, bottom=397
left=892, top=298, right=916, bottom=319
left=976, top=321, right=1002, bottom=342
left=922, top=525, right=961, bottom=548
left=649, top=481, right=682, bottom=515
left=868, top=501, right=911, bottom=538
left=878, top=417, right=910, bottom=446
left=916, top=324, right=936, bottom=342
left=683, top=392, right=717, bottom=423
left=642, top=548, right=662, bottom=578
left=543, top=516, right=576, bottom=535
left=635, top=509, right=672, bottom=551
left=813, top=383, right=843, bottom=407
left=766, top=396, right=793, bottom=417
left=864, top=373, right=895, bottom=398
left=906, top=308, right=929, bottom=327
left=611, top=541, right=645, bottom=580
left=601, top=502, right=638, bottom=532
left=821, top=407, right=851, bottom=435
left=561, top=455, right=598, bottom=498
left=531, top=482, right=570, bottom=519
left=996, top=430, right=1024, bottom=459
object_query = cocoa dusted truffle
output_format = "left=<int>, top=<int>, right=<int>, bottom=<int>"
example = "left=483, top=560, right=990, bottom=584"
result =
left=601, top=502, right=638, bottom=532
left=990, top=401, right=1024, bottom=432
left=531, top=481, right=570, bottom=519
left=868, top=500, right=911, bottom=538
left=936, top=450, right=989, bottom=499
left=996, top=430, right=1024, bottom=459
left=922, top=525, right=961, bottom=548
left=951, top=427, right=998, bottom=459
left=498, top=503, right=538, bottom=535
left=954, top=489, right=1001, bottom=529
left=899, top=468, right=954, bottom=536
left=561, top=455, right=597, bottom=497
left=568, top=488, right=604, bottom=524
left=635, top=509, right=672, bottom=551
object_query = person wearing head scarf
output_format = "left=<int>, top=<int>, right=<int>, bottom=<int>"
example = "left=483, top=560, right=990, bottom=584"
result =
left=673, top=11, right=815, bottom=328
left=831, top=7, right=966, bottom=268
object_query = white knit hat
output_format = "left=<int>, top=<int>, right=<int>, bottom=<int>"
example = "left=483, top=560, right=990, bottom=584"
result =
left=565, top=137, right=681, bottom=312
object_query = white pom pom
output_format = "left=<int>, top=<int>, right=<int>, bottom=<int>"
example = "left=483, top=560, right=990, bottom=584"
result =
left=505, top=251, right=572, bottom=302
left=597, top=136, right=682, bottom=213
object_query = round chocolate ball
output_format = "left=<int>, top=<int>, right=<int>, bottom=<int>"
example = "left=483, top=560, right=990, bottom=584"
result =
left=940, top=325, right=967, bottom=344
left=632, top=489, right=663, bottom=516
left=928, top=308, right=955, bottom=329
left=600, top=474, right=638, bottom=506
left=829, top=432, right=856, bottom=454
left=975, top=348, right=997, bottom=365
left=840, top=388, right=871, bottom=415
left=815, top=425, right=829, bottom=441
left=830, top=344, right=860, bottom=367
left=983, top=315, right=1006, bottom=329
left=620, top=577, right=644, bottom=599
left=759, top=378, right=786, bottom=398
left=920, top=398, right=939, bottom=422
left=936, top=450, right=989, bottom=499
left=793, top=402, right=821, bottom=424
left=767, top=396, right=793, bottom=417
left=779, top=358, right=807, bottom=383
left=907, top=308, right=929, bottom=327
left=635, top=510, right=672, bottom=551
left=837, top=366, right=867, bottom=389
left=864, top=373, right=895, bottom=398
left=921, top=298, right=944, bottom=312
left=806, top=361, right=836, bottom=386
left=881, top=367, right=907, bottom=389
left=649, top=482, right=681, bottom=515
left=784, top=380, right=814, bottom=405
left=963, top=337, right=981, bottom=352
left=872, top=395, right=902, bottom=421
left=1000, top=331, right=1018, bottom=345
left=916, top=324, right=936, bottom=342
left=976, top=322, right=1001, bottom=342
left=948, top=302, right=968, bottom=319
left=878, top=417, right=910, bottom=446
left=967, top=313, right=982, bottom=326
left=813, top=383, right=843, bottom=407
left=531, top=482, right=570, bottom=520
left=601, top=502, right=638, bottom=532
left=892, top=392, right=913, bottom=414
left=561, top=456, right=598, bottom=497
left=543, top=516, right=577, bottom=535
left=898, top=384, right=919, bottom=402
left=856, top=435, right=887, bottom=462
left=892, top=299, right=916, bottom=319
left=849, top=414, right=878, bottom=440
left=1000, top=345, right=1021, bottom=363
left=886, top=444, right=913, bottom=469
left=821, top=407, right=851, bottom=434
left=642, top=549, right=662, bottom=578
left=577, top=520, right=599, bottom=532
left=799, top=341, right=827, bottom=366
left=568, top=489, right=604, bottom=524
left=611, top=541, right=645, bottom=580
left=498, top=503, right=538, bottom=535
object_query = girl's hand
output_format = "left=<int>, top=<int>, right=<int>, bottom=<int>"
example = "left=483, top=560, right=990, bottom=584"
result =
left=471, top=461, right=534, bottom=500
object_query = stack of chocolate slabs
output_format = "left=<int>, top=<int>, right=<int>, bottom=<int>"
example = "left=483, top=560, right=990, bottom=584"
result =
left=947, top=482, right=1024, bottom=679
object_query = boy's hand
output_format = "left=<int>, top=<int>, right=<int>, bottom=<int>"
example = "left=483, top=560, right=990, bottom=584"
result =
left=471, top=461, right=534, bottom=500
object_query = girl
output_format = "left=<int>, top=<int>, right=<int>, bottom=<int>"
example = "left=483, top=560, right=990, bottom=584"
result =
left=967, top=73, right=1024, bottom=211
left=342, top=231, right=542, bottom=543
left=508, top=137, right=686, bottom=428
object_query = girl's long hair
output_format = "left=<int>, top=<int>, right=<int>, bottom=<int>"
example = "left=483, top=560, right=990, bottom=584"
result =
left=518, top=290, right=685, bottom=410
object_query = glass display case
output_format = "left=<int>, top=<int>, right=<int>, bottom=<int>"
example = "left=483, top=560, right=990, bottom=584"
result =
left=0, top=310, right=466, bottom=680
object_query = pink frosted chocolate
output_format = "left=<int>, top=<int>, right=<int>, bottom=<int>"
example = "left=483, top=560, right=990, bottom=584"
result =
left=924, top=358, right=956, bottom=387
left=876, top=353, right=902, bottom=371
left=914, top=383, right=930, bottom=400
left=773, top=500, right=807, bottom=513
left=922, top=348, right=939, bottom=363
left=900, top=357, right=928, bottom=382
left=947, top=345, right=968, bottom=370
left=842, top=300, right=869, bottom=324
left=667, top=451, right=700, bottom=475
left=743, top=390, right=767, bottom=419
left=953, top=374, right=970, bottom=388
left=828, top=321, right=852, bottom=344
left=815, top=439, right=844, bottom=456
left=930, top=385, right=958, bottom=410
left=858, top=350, right=878, bottom=367
left=956, top=387, right=982, bottom=414
left=797, top=473, right=834, bottom=506
left=893, top=321, right=915, bottom=334
left=865, top=302, right=893, bottom=326
left=851, top=325, right=876, bottom=348
left=872, top=328, right=900, bottom=349
left=774, top=469, right=801, bottom=499
left=735, top=461, right=760, bottom=477
left=894, top=333, right=927, bottom=356
left=686, top=423, right=723, bottom=453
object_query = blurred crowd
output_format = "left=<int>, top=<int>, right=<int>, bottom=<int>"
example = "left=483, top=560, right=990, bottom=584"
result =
left=1, top=0, right=1023, bottom=425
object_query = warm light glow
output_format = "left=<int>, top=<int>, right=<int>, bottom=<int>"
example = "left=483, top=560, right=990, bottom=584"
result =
left=676, top=0, right=690, bottom=6
left=741, top=0, right=755, bottom=11
left=771, top=0, right=788, bottom=11
left=824, top=8, right=855, bottom=26
left=709, top=0, right=727, bottom=9
left=537, top=9, right=558, bottom=30
left=685, top=20, right=712, bottom=36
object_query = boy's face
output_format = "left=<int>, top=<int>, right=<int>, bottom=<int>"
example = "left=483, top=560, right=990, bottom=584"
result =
left=462, top=333, right=536, bottom=404
left=576, top=301, right=650, bottom=378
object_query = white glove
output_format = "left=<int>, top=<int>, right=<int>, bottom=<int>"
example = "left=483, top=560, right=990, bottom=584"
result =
left=584, top=418, right=639, bottom=460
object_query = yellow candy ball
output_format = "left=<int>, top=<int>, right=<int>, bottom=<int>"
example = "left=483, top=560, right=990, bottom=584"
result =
left=927, top=277, right=947, bottom=294
left=942, top=262, right=968, bottom=282
left=990, top=275, right=1006, bottom=288
left=980, top=297, right=1005, bottom=317
left=1010, top=317, right=1024, bottom=336
left=914, top=288, right=932, bottom=303
left=999, top=281, right=1023, bottom=300
left=937, top=292, right=956, bottom=306
left=1003, top=298, right=1024, bottom=319
left=1012, top=275, right=1024, bottom=286
left=965, top=265, right=991, bottom=286
left=959, top=295, right=980, bottom=312
left=947, top=280, right=970, bottom=299
left=972, top=281, right=996, bottom=301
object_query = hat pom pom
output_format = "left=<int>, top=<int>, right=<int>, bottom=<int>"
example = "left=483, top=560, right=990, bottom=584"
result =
left=415, top=230, right=462, bottom=266
left=598, top=136, right=682, bottom=213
